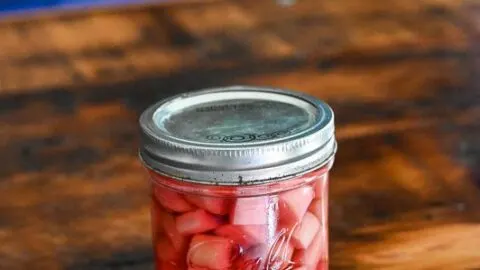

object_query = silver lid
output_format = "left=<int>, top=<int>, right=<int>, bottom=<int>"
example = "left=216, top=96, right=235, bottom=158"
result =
left=139, top=86, right=336, bottom=185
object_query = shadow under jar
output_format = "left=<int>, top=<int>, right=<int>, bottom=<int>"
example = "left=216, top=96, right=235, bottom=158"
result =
left=139, top=86, right=337, bottom=270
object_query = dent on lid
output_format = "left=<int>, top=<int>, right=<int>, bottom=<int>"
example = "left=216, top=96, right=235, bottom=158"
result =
left=153, top=91, right=319, bottom=145
left=139, top=86, right=336, bottom=185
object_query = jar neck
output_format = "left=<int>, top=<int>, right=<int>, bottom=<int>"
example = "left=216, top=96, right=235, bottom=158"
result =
left=147, top=159, right=333, bottom=197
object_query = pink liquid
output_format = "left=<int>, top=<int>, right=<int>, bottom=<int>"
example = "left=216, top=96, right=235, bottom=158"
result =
left=148, top=166, right=330, bottom=270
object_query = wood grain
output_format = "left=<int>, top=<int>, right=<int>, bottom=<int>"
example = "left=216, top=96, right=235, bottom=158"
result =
left=0, top=0, right=479, bottom=269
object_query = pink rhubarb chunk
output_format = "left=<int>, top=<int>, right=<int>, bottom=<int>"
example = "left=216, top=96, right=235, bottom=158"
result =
left=279, top=186, right=314, bottom=226
left=231, top=196, right=278, bottom=225
left=184, top=195, right=231, bottom=215
left=292, top=230, right=328, bottom=268
left=176, top=209, right=223, bottom=235
left=153, top=186, right=194, bottom=213
left=234, top=244, right=268, bottom=270
left=291, top=212, right=320, bottom=249
left=156, top=237, right=181, bottom=262
left=308, top=199, right=326, bottom=223
left=215, top=224, right=267, bottom=248
left=151, top=199, right=164, bottom=241
left=161, top=211, right=189, bottom=251
left=314, top=175, right=328, bottom=199
left=187, top=234, right=238, bottom=269
left=316, top=260, right=328, bottom=270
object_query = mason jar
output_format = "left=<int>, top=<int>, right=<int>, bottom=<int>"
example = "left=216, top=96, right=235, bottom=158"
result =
left=139, top=86, right=337, bottom=270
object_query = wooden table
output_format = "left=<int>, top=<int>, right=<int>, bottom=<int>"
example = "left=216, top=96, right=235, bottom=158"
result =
left=1, top=0, right=479, bottom=269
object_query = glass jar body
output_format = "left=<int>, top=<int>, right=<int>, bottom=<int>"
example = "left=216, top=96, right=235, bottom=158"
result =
left=147, top=163, right=331, bottom=270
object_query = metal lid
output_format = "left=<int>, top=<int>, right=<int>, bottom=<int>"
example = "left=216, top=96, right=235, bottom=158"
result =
left=139, top=86, right=336, bottom=185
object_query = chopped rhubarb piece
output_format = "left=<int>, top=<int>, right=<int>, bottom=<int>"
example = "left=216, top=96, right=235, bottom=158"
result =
left=279, top=186, right=314, bottom=226
left=153, top=186, right=194, bottom=213
left=187, top=235, right=239, bottom=269
left=291, top=212, right=320, bottom=249
left=292, top=230, right=327, bottom=267
left=184, top=195, right=231, bottom=215
left=314, top=175, right=328, bottom=199
left=308, top=199, right=326, bottom=223
left=244, top=244, right=268, bottom=259
left=316, top=260, right=328, bottom=270
left=234, top=244, right=268, bottom=270
left=176, top=209, right=223, bottom=235
left=151, top=199, right=164, bottom=241
left=162, top=211, right=189, bottom=251
left=156, top=237, right=181, bottom=262
left=215, top=224, right=267, bottom=247
left=231, top=196, right=278, bottom=225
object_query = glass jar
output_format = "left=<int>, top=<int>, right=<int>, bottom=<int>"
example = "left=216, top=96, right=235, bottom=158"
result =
left=139, top=86, right=337, bottom=270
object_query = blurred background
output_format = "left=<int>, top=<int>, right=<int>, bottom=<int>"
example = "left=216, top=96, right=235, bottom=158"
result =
left=0, top=0, right=479, bottom=269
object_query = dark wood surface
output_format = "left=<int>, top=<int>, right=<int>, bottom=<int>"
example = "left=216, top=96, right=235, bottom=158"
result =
left=1, top=0, right=480, bottom=269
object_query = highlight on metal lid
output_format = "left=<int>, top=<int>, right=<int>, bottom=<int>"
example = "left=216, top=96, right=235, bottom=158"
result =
left=139, top=86, right=336, bottom=185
